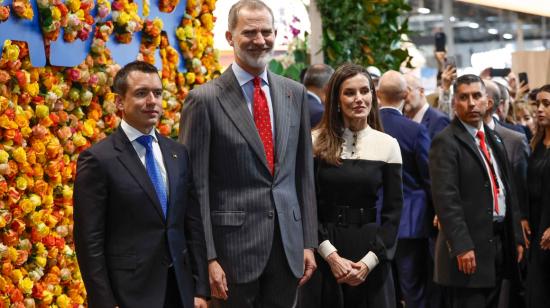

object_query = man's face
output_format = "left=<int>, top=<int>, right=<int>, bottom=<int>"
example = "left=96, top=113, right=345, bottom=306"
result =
left=226, top=7, right=275, bottom=74
left=116, top=71, right=163, bottom=134
left=454, top=82, right=488, bottom=128
left=405, top=84, right=424, bottom=111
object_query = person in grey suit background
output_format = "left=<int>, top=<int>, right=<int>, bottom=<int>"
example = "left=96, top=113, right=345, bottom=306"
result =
left=302, top=64, right=334, bottom=129
left=178, top=1, right=318, bottom=307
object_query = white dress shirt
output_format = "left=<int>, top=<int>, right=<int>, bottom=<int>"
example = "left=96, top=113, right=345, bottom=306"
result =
left=121, top=120, right=168, bottom=194
left=459, top=120, right=506, bottom=221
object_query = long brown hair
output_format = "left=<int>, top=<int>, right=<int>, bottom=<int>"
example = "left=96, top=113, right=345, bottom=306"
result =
left=531, top=84, right=550, bottom=151
left=313, top=63, right=383, bottom=165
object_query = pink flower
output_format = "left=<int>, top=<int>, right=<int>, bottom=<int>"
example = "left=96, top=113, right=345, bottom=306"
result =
left=67, top=68, right=80, bottom=82
left=289, top=25, right=300, bottom=37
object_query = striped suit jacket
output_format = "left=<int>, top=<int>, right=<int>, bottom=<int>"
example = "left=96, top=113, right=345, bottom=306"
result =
left=178, top=66, right=318, bottom=283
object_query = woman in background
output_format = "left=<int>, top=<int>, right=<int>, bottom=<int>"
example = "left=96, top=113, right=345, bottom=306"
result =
left=526, top=84, right=550, bottom=308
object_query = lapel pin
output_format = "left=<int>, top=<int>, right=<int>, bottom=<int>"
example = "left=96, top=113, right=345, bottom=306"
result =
left=173, top=154, right=178, bottom=158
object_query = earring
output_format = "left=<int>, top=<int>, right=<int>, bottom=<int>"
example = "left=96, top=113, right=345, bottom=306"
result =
left=337, top=104, right=341, bottom=113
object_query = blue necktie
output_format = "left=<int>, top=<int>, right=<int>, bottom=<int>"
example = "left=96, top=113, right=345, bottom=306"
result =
left=136, top=135, right=167, bottom=218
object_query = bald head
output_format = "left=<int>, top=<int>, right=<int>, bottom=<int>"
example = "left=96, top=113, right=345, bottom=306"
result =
left=378, top=70, right=408, bottom=107
left=484, top=79, right=501, bottom=115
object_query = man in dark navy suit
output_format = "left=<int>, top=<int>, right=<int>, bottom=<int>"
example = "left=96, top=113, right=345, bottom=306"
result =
left=378, top=71, right=432, bottom=308
left=74, top=61, right=209, bottom=308
left=404, top=74, right=450, bottom=139
left=302, top=64, right=333, bottom=128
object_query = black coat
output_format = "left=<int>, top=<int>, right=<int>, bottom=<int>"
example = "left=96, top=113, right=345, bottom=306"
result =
left=73, top=128, right=209, bottom=308
left=429, top=118, right=523, bottom=288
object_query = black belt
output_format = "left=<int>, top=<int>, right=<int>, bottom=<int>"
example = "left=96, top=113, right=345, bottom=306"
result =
left=320, top=206, right=377, bottom=226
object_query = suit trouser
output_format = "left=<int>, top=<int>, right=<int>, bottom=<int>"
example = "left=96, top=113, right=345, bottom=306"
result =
left=446, top=224, right=506, bottom=308
left=394, top=238, right=430, bottom=308
left=165, top=267, right=184, bottom=308
left=209, top=222, right=299, bottom=308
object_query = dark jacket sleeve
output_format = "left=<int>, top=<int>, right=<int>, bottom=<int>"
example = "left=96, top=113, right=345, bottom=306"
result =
left=73, top=150, right=118, bottom=308
left=183, top=151, right=211, bottom=298
left=429, top=135, right=475, bottom=257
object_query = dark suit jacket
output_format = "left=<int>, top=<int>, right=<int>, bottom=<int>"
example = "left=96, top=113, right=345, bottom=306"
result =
left=307, top=91, right=324, bottom=129
left=421, top=105, right=450, bottom=140
left=429, top=118, right=523, bottom=288
left=493, top=121, right=530, bottom=219
left=74, top=128, right=209, bottom=308
left=380, top=108, right=432, bottom=238
left=179, top=66, right=317, bottom=283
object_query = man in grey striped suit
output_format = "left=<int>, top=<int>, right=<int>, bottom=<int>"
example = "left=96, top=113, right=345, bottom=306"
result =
left=178, top=1, right=318, bottom=307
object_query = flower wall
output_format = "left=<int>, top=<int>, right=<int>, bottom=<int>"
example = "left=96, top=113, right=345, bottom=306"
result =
left=0, top=0, right=220, bottom=306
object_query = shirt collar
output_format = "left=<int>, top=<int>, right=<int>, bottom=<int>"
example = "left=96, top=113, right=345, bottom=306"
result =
left=121, top=119, right=158, bottom=142
left=459, top=119, right=484, bottom=139
left=308, top=91, right=322, bottom=105
left=231, top=62, right=269, bottom=87
left=487, top=116, right=496, bottom=130
left=412, top=103, right=429, bottom=123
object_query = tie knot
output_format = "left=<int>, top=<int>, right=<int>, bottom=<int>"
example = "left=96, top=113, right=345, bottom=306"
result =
left=136, top=134, right=153, bottom=150
left=476, top=130, right=485, bottom=141
left=253, top=76, right=262, bottom=88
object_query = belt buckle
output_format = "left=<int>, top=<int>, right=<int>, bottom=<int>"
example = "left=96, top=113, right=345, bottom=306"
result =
left=337, top=207, right=348, bottom=226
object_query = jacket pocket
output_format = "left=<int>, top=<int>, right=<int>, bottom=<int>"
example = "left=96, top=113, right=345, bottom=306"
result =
left=211, top=211, right=246, bottom=226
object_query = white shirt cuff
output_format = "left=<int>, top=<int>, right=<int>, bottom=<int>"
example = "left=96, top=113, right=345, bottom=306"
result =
left=317, top=240, right=337, bottom=260
left=359, top=251, right=379, bottom=271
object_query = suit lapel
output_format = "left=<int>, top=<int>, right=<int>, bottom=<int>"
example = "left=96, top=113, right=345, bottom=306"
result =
left=157, top=133, right=179, bottom=222
left=451, top=118, right=486, bottom=171
left=485, top=127, right=509, bottom=181
left=216, top=67, right=272, bottom=174
left=113, top=128, right=165, bottom=221
left=421, top=107, right=431, bottom=127
left=268, top=72, right=291, bottom=177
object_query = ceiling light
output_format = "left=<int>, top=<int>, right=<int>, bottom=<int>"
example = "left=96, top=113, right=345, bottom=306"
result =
left=417, top=7, right=431, bottom=14
left=449, top=16, right=456, bottom=22
left=468, top=22, right=479, bottom=29
left=502, top=33, right=513, bottom=39
left=488, top=28, right=498, bottom=35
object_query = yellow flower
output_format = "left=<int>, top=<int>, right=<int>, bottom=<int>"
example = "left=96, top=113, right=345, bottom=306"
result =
left=0, top=150, right=8, bottom=164
left=51, top=6, right=61, bottom=20
left=186, top=72, right=196, bottom=85
left=42, top=290, right=54, bottom=305
left=20, top=199, right=35, bottom=214
left=29, top=194, right=42, bottom=207
left=11, top=268, right=23, bottom=281
left=18, top=277, right=33, bottom=294
left=7, top=247, right=18, bottom=262
left=66, top=0, right=81, bottom=12
left=118, top=12, right=130, bottom=25
left=12, top=147, right=27, bottom=163
left=16, top=176, right=28, bottom=190
left=72, top=133, right=87, bottom=147
left=5, top=42, right=20, bottom=61
left=56, top=294, right=71, bottom=308
left=35, top=104, right=50, bottom=119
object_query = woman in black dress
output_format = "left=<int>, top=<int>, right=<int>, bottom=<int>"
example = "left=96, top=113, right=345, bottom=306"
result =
left=526, top=84, right=550, bottom=308
left=306, top=63, right=403, bottom=308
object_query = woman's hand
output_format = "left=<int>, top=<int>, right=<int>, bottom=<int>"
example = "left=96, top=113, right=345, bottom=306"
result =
left=326, top=252, right=354, bottom=282
left=540, top=227, right=550, bottom=250
left=342, top=261, right=369, bottom=286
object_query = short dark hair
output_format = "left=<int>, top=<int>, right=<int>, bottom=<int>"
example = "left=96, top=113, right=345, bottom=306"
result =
left=228, top=0, right=274, bottom=32
left=303, top=64, right=334, bottom=89
left=113, top=61, right=160, bottom=96
left=453, top=74, right=485, bottom=94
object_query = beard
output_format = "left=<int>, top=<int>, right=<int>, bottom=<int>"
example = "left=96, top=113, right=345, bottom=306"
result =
left=234, top=44, right=274, bottom=70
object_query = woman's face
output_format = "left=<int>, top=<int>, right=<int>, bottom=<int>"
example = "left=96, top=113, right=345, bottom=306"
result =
left=536, top=90, right=550, bottom=128
left=339, top=74, right=372, bottom=126
left=516, top=107, right=536, bottom=134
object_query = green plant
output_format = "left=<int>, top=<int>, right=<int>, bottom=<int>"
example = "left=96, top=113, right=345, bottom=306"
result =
left=316, top=0, right=413, bottom=72
left=269, top=17, right=309, bottom=81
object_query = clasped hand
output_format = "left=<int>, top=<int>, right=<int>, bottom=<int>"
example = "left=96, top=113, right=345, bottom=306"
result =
left=326, top=252, right=369, bottom=286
